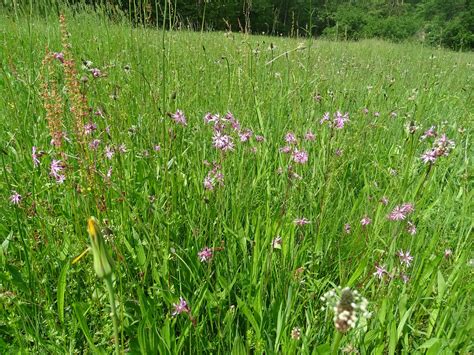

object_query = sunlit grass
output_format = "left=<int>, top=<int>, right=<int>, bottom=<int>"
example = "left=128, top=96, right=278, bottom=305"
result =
left=0, top=8, right=472, bottom=354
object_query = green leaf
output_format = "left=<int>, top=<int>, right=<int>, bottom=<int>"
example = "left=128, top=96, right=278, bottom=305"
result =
left=237, top=297, right=261, bottom=338
left=72, top=303, right=98, bottom=352
left=397, top=304, right=415, bottom=340
left=437, top=270, right=446, bottom=302
left=6, top=264, right=28, bottom=292
left=347, top=258, right=367, bottom=287
left=418, top=338, right=440, bottom=349
left=231, top=335, right=246, bottom=355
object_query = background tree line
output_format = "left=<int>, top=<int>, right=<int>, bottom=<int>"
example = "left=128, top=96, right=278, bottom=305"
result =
left=3, top=0, right=473, bottom=50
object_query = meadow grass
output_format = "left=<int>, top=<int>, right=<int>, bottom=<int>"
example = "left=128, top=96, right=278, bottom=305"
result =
left=0, top=7, right=473, bottom=354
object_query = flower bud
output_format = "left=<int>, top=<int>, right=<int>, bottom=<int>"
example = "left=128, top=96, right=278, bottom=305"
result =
left=87, top=217, right=113, bottom=279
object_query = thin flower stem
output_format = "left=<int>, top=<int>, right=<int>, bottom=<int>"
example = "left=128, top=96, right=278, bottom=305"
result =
left=331, top=330, right=343, bottom=355
left=104, top=276, right=120, bottom=355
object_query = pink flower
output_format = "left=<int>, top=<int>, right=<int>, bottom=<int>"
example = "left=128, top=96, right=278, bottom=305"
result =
left=50, top=159, right=65, bottom=183
left=333, top=111, right=349, bottom=129
left=360, top=216, right=372, bottom=226
left=444, top=249, right=452, bottom=258
left=224, top=111, right=235, bottom=121
left=118, top=144, right=127, bottom=154
left=320, top=112, right=330, bottom=124
left=362, top=108, right=369, bottom=115
left=294, top=217, right=310, bottom=226
left=397, top=250, right=414, bottom=267
left=421, top=126, right=437, bottom=140
left=255, top=135, right=265, bottom=142
left=171, top=110, right=187, bottom=126
left=212, top=133, right=234, bottom=151
left=285, top=132, right=297, bottom=144
left=421, top=149, right=437, bottom=164
left=373, top=265, right=387, bottom=279
left=279, top=146, right=292, bottom=154
left=407, top=221, right=417, bottom=235
left=334, top=149, right=343, bottom=157
left=84, top=122, right=97, bottom=135
left=400, top=203, right=414, bottom=214
left=53, top=52, right=64, bottom=63
left=154, top=145, right=161, bottom=152
left=10, top=191, right=21, bottom=205
left=32, top=146, right=40, bottom=167
left=203, top=176, right=214, bottom=190
left=105, top=146, right=114, bottom=159
left=434, top=134, right=455, bottom=156
left=198, top=247, right=213, bottom=262
left=344, top=223, right=351, bottom=234
left=172, top=297, right=190, bottom=316
left=239, top=129, right=253, bottom=142
left=91, top=68, right=101, bottom=78
left=388, top=206, right=406, bottom=221
left=389, top=203, right=414, bottom=221
left=304, top=132, right=316, bottom=141
left=89, top=139, right=101, bottom=150
left=203, top=113, right=219, bottom=124
left=204, top=164, right=224, bottom=191
left=292, top=149, right=308, bottom=164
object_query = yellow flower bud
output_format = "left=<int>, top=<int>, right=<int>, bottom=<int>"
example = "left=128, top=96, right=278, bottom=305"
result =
left=87, top=217, right=113, bottom=279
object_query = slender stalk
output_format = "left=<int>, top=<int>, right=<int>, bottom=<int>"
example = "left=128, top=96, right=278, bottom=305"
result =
left=105, top=275, right=120, bottom=355
left=331, top=330, right=343, bottom=355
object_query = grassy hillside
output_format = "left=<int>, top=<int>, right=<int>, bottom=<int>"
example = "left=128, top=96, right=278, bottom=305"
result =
left=0, top=9, right=473, bottom=354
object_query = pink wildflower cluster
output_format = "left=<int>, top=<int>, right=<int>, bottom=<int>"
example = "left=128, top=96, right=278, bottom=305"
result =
left=320, top=111, right=350, bottom=129
left=84, top=121, right=97, bottom=135
left=198, top=247, right=213, bottom=262
left=421, top=133, right=455, bottom=164
left=279, top=132, right=309, bottom=164
left=50, top=159, right=66, bottom=183
left=373, top=250, right=414, bottom=284
left=203, top=162, right=224, bottom=191
left=204, top=111, right=262, bottom=152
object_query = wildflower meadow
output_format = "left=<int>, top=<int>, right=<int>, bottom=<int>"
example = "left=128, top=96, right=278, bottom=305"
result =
left=0, top=4, right=473, bottom=354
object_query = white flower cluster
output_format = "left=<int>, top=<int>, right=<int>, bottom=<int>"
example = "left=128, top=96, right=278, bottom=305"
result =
left=321, top=287, right=371, bottom=333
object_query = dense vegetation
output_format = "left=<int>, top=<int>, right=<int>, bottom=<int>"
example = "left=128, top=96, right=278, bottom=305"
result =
left=2, top=0, right=474, bottom=50
left=0, top=5, right=473, bottom=354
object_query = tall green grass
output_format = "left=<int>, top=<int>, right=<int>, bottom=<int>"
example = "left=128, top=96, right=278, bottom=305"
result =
left=0, top=7, right=472, bottom=354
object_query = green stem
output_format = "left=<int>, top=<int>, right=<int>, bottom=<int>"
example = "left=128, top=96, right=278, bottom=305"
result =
left=105, top=276, right=120, bottom=355
left=331, top=330, right=343, bottom=355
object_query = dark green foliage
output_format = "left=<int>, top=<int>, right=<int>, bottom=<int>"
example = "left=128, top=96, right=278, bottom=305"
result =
left=2, top=0, right=473, bottom=49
